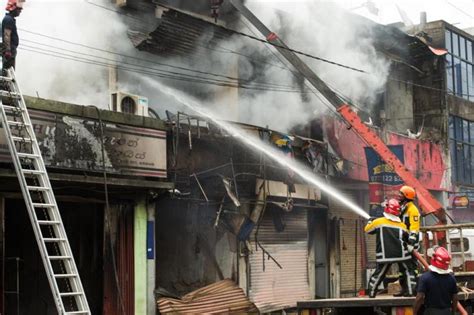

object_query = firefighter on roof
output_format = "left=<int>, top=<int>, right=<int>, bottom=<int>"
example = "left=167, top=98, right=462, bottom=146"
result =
left=365, top=199, right=416, bottom=298
left=2, top=0, right=22, bottom=70
left=396, top=185, right=421, bottom=297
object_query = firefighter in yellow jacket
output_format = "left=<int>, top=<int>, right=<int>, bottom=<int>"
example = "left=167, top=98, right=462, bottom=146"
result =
left=396, top=185, right=421, bottom=297
left=365, top=199, right=415, bottom=298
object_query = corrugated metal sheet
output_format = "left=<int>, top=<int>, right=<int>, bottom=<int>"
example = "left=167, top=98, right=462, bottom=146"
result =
left=249, top=209, right=311, bottom=312
left=157, top=279, right=257, bottom=314
left=132, top=5, right=234, bottom=57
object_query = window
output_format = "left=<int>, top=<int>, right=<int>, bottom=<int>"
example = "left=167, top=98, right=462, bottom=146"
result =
left=446, top=54, right=454, bottom=92
left=445, top=30, right=474, bottom=100
left=451, top=238, right=469, bottom=253
left=450, top=115, right=474, bottom=184
left=446, top=30, right=452, bottom=53
left=468, top=41, right=473, bottom=62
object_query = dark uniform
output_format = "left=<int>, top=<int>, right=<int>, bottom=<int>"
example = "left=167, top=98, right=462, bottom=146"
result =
left=417, top=271, right=458, bottom=315
left=365, top=216, right=416, bottom=297
left=2, top=12, right=19, bottom=70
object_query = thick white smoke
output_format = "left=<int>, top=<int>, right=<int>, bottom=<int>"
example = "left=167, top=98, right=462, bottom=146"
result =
left=15, top=0, right=131, bottom=107
left=13, top=0, right=390, bottom=133
left=209, top=0, right=391, bottom=131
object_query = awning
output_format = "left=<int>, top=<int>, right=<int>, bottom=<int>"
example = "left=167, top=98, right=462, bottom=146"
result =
left=157, top=279, right=258, bottom=314
left=428, top=45, right=448, bottom=56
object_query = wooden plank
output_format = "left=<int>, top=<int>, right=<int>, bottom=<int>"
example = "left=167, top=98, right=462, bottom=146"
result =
left=297, top=292, right=474, bottom=309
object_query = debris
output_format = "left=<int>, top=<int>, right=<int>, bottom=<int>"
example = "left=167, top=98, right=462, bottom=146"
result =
left=157, top=279, right=258, bottom=314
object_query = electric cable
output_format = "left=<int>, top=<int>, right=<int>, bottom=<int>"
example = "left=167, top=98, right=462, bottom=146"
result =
left=19, top=46, right=309, bottom=93
left=86, top=105, right=126, bottom=315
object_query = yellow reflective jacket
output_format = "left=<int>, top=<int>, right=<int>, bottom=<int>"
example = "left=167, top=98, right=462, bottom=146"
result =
left=401, top=201, right=420, bottom=233
left=365, top=217, right=410, bottom=262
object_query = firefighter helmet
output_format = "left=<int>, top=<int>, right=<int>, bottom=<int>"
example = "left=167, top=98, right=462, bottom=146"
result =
left=6, top=0, right=22, bottom=11
left=431, top=247, right=451, bottom=271
left=399, top=185, right=416, bottom=200
left=384, top=198, right=401, bottom=216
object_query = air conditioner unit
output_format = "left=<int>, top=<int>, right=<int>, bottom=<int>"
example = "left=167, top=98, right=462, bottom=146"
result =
left=110, top=91, right=149, bottom=117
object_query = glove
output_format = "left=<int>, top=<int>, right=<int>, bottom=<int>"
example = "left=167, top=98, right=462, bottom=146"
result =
left=4, top=50, right=12, bottom=59
left=407, top=244, right=414, bottom=253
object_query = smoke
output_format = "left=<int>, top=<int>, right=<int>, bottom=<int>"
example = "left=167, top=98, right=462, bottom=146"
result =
left=13, top=0, right=390, bottom=133
left=16, top=0, right=132, bottom=107
left=212, top=0, right=391, bottom=131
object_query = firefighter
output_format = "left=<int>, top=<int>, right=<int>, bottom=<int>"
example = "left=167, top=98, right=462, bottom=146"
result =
left=365, top=199, right=415, bottom=298
left=413, top=247, right=458, bottom=315
left=2, top=0, right=22, bottom=70
left=396, top=185, right=421, bottom=297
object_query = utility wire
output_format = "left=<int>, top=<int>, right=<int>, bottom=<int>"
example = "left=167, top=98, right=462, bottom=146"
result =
left=19, top=29, right=281, bottom=85
left=73, top=2, right=370, bottom=74
left=19, top=46, right=310, bottom=93
left=19, top=28, right=474, bottom=115
left=21, top=39, right=299, bottom=90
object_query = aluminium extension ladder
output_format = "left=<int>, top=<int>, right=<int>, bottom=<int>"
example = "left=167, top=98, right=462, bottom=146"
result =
left=0, top=68, right=90, bottom=314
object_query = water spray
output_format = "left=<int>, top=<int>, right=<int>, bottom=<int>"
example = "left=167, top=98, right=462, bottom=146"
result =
left=158, top=84, right=370, bottom=220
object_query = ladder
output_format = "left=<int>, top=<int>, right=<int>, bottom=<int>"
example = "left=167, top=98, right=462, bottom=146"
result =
left=0, top=68, right=91, bottom=314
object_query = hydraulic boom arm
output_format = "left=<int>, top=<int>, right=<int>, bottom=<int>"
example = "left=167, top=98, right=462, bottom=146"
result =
left=229, top=0, right=445, bottom=221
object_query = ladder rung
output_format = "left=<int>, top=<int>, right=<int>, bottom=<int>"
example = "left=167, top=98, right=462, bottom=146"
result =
left=65, top=312, right=89, bottom=314
left=60, top=292, right=84, bottom=297
left=12, top=136, right=32, bottom=142
left=6, top=120, right=27, bottom=127
left=54, top=274, right=78, bottom=278
left=17, top=153, right=40, bottom=159
left=27, top=185, right=49, bottom=191
left=0, top=76, right=13, bottom=81
left=0, top=91, right=21, bottom=98
left=1, top=104, right=21, bottom=111
left=43, top=238, right=67, bottom=242
left=49, top=256, right=72, bottom=260
left=38, top=220, right=61, bottom=225
left=32, top=203, right=55, bottom=208
left=21, top=169, right=44, bottom=175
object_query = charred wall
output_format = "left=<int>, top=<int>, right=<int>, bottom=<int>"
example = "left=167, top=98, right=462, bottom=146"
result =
left=3, top=200, right=104, bottom=315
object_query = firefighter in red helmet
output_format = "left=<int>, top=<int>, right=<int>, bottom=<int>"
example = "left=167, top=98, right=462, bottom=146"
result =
left=413, top=247, right=458, bottom=315
left=365, top=199, right=416, bottom=298
left=2, top=0, right=23, bottom=70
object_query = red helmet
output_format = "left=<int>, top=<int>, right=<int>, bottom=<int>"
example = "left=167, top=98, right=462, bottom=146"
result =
left=431, top=247, right=451, bottom=270
left=6, top=0, right=22, bottom=11
left=384, top=198, right=401, bottom=216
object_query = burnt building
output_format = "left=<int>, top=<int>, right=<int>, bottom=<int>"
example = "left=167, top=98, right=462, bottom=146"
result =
left=0, top=97, right=171, bottom=314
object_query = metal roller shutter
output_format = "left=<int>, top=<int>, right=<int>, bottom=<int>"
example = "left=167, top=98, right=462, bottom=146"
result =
left=248, top=208, right=311, bottom=313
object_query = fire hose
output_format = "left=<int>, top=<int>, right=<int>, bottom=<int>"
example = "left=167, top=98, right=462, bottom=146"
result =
left=412, top=250, right=468, bottom=315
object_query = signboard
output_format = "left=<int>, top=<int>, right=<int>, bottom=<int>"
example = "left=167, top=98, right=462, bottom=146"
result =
left=0, top=109, right=167, bottom=178
left=364, top=145, right=404, bottom=217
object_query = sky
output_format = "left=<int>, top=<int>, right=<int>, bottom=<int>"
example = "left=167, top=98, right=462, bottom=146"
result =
left=248, top=0, right=474, bottom=30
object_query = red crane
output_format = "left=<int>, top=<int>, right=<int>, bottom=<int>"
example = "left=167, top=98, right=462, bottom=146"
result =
left=228, top=0, right=446, bottom=223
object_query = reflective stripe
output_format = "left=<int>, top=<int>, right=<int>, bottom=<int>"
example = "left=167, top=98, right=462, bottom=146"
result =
left=369, top=264, right=390, bottom=297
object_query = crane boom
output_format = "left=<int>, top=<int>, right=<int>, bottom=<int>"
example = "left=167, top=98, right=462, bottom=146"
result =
left=229, top=0, right=445, bottom=221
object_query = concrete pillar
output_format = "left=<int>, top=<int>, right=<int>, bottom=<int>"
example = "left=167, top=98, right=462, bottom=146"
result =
left=134, top=197, right=147, bottom=315
left=147, top=202, right=156, bottom=315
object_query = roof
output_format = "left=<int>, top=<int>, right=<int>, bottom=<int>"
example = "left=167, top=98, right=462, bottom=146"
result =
left=157, top=279, right=258, bottom=314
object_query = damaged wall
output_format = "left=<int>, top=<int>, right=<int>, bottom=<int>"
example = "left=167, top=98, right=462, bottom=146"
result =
left=324, top=116, right=449, bottom=191
left=155, top=198, right=238, bottom=295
